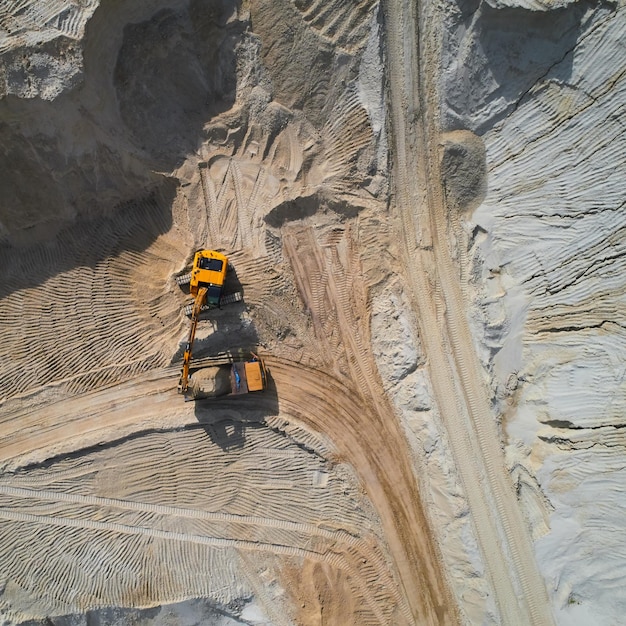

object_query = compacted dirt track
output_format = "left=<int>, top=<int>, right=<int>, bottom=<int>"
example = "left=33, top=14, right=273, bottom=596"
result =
left=382, top=0, right=554, bottom=624
left=0, top=353, right=453, bottom=624
left=267, top=358, right=455, bottom=624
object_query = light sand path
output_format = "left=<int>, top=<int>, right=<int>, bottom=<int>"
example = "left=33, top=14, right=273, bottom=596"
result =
left=382, top=0, right=554, bottom=623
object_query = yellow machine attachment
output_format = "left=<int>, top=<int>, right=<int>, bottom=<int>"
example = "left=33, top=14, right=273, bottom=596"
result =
left=178, top=287, right=207, bottom=394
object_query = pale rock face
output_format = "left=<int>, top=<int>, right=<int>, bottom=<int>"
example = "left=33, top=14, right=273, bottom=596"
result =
left=370, top=283, right=422, bottom=388
left=444, top=0, right=626, bottom=621
left=0, top=1, right=99, bottom=100
left=441, top=0, right=611, bottom=133
left=484, top=0, right=581, bottom=10
left=357, top=6, right=388, bottom=187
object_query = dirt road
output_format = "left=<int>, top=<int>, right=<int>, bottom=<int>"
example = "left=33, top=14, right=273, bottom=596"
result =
left=0, top=340, right=456, bottom=624
left=382, top=0, right=554, bottom=623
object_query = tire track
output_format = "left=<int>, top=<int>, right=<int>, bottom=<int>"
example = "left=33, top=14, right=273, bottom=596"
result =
left=265, top=357, right=452, bottom=624
left=279, top=219, right=456, bottom=622
left=290, top=0, right=375, bottom=53
left=231, top=159, right=251, bottom=249
left=0, top=368, right=183, bottom=467
left=0, top=507, right=330, bottom=560
left=1, top=349, right=439, bottom=623
left=0, top=198, right=182, bottom=405
left=0, top=453, right=400, bottom=624
left=0, top=484, right=365, bottom=546
left=382, top=0, right=554, bottom=623
left=198, top=163, right=220, bottom=246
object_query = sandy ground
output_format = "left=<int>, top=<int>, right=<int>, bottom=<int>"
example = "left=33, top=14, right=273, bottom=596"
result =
left=0, top=1, right=453, bottom=623
left=1, top=0, right=624, bottom=624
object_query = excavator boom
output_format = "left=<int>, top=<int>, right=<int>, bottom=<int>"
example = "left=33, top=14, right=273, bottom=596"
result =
left=178, top=287, right=207, bottom=394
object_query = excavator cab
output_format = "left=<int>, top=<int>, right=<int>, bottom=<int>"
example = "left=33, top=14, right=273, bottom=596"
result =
left=190, top=250, right=228, bottom=306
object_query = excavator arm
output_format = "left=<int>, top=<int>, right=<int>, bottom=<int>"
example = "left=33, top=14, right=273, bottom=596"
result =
left=178, top=287, right=207, bottom=394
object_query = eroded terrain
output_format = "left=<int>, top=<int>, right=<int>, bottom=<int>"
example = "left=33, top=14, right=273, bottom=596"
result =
left=0, top=0, right=624, bottom=624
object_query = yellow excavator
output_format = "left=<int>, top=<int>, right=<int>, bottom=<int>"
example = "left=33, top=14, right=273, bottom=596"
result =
left=176, top=249, right=242, bottom=314
left=177, top=250, right=267, bottom=398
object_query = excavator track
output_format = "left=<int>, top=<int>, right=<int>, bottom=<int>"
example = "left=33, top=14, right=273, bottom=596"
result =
left=175, top=272, right=192, bottom=287
left=220, top=291, right=243, bottom=307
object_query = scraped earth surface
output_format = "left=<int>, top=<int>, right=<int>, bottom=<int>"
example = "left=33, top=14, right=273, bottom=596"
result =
left=1, top=0, right=625, bottom=624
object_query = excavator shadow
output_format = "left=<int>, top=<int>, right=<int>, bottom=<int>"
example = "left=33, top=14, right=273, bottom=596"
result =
left=223, top=262, right=243, bottom=299
left=193, top=367, right=279, bottom=452
left=182, top=309, right=257, bottom=360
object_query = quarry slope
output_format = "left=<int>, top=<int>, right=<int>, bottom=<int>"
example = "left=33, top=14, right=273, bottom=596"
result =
left=0, top=1, right=452, bottom=624
left=1, top=0, right=625, bottom=624
left=383, top=0, right=552, bottom=623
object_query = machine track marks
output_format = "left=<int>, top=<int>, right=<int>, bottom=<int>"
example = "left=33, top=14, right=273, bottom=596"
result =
left=0, top=423, right=402, bottom=624
left=382, top=0, right=554, bottom=623
left=0, top=197, right=184, bottom=408
left=278, top=218, right=452, bottom=624
left=0, top=0, right=98, bottom=54
left=267, top=358, right=449, bottom=624
left=198, top=163, right=221, bottom=246
left=290, top=0, right=376, bottom=53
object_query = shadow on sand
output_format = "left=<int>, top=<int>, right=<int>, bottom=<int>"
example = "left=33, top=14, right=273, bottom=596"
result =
left=193, top=365, right=280, bottom=452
